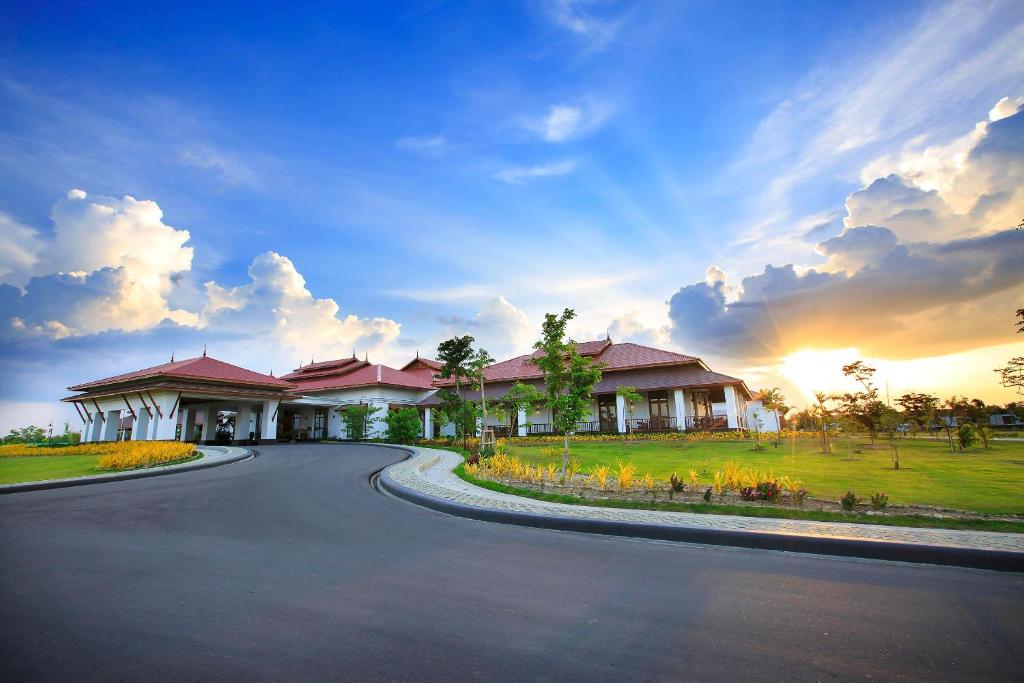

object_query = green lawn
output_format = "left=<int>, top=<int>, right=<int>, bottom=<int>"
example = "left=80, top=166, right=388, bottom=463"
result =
left=0, top=455, right=105, bottom=484
left=508, top=437, right=1024, bottom=515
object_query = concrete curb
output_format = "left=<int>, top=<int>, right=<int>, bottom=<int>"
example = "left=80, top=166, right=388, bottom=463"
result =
left=378, top=448, right=1024, bottom=573
left=0, top=445, right=255, bottom=495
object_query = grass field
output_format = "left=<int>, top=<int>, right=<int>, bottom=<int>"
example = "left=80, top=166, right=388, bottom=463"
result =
left=0, top=455, right=107, bottom=484
left=0, top=442, right=198, bottom=484
left=508, top=436, right=1024, bottom=515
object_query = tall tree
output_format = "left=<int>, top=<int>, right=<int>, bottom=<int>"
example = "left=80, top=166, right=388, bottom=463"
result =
left=469, top=348, right=496, bottom=427
left=436, top=335, right=478, bottom=450
left=995, top=308, right=1024, bottom=395
left=839, top=360, right=887, bottom=443
left=894, top=392, right=939, bottom=432
left=531, top=309, right=603, bottom=479
left=758, top=387, right=786, bottom=445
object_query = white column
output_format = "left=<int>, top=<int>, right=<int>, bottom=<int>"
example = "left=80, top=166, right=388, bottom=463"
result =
left=261, top=400, right=279, bottom=441
left=151, top=394, right=179, bottom=440
left=328, top=408, right=343, bottom=439
left=724, top=385, right=739, bottom=429
left=615, top=394, right=626, bottom=434
left=517, top=408, right=527, bottom=437
left=673, top=389, right=686, bottom=431
left=102, top=409, right=120, bottom=441
left=87, top=409, right=104, bottom=441
left=234, top=404, right=253, bottom=442
left=201, top=406, right=218, bottom=441
left=133, top=406, right=151, bottom=441
left=423, top=408, right=434, bottom=439
left=368, top=399, right=387, bottom=438
left=79, top=412, right=93, bottom=443
left=181, top=407, right=197, bottom=442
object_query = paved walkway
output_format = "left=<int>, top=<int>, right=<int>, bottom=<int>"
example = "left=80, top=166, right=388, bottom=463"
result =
left=385, top=446, right=1024, bottom=554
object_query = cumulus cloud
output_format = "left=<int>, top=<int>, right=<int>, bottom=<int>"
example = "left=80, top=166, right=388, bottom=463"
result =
left=436, top=296, right=534, bottom=359
left=495, top=159, right=577, bottom=183
left=200, top=251, right=400, bottom=363
left=0, top=191, right=402, bottom=369
left=855, top=97, right=1024, bottom=239
left=607, top=310, right=670, bottom=348
left=668, top=99, right=1024, bottom=362
left=0, top=212, right=43, bottom=288
left=1, top=189, right=197, bottom=337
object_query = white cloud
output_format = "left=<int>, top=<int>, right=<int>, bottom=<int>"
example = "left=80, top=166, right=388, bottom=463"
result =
left=668, top=98, right=1024, bottom=363
left=545, top=0, right=625, bottom=52
left=0, top=192, right=403, bottom=370
left=496, top=159, right=577, bottom=183
left=0, top=211, right=43, bottom=288
left=395, top=135, right=448, bottom=156
left=532, top=101, right=610, bottom=142
left=1, top=189, right=198, bottom=337
left=607, top=310, right=670, bottom=348
left=200, top=251, right=401, bottom=364
left=180, top=145, right=260, bottom=187
left=436, top=296, right=535, bottom=359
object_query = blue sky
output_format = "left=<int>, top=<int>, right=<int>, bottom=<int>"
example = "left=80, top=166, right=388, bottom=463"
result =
left=1, top=0, right=1023, bottom=430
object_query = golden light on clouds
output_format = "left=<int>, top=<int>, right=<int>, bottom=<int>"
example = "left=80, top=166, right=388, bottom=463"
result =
left=777, top=342, right=1024, bottom=405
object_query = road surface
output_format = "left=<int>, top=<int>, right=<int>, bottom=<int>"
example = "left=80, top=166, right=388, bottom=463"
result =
left=2, top=444, right=1021, bottom=681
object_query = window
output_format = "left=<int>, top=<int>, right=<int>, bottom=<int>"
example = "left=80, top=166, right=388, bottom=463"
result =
left=648, top=390, right=670, bottom=418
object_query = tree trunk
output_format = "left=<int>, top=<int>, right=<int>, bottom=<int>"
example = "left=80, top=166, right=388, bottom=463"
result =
left=562, top=432, right=569, bottom=480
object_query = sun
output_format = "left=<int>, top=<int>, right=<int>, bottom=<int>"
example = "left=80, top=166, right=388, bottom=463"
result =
left=778, top=348, right=862, bottom=403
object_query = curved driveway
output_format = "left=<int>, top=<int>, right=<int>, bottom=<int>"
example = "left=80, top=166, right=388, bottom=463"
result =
left=2, top=444, right=1022, bottom=681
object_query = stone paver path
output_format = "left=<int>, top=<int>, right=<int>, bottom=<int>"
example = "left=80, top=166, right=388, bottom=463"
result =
left=385, top=447, right=1024, bottom=554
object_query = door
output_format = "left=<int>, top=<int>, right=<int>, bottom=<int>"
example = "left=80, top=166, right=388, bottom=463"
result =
left=598, top=395, right=617, bottom=432
left=648, top=390, right=670, bottom=430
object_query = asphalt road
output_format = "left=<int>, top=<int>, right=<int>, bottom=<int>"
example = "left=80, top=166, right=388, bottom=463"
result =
left=2, top=444, right=1022, bottom=681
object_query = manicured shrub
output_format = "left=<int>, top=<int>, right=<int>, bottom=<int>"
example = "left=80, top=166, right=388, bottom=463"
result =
left=703, top=487, right=712, bottom=502
left=840, top=491, right=859, bottom=510
left=668, top=472, right=685, bottom=499
left=755, top=480, right=781, bottom=501
left=870, top=492, right=889, bottom=510
left=957, top=423, right=979, bottom=449
left=96, top=442, right=196, bottom=470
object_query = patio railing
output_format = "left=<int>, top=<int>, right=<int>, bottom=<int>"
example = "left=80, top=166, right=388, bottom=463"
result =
left=626, top=416, right=677, bottom=432
left=685, top=415, right=729, bottom=431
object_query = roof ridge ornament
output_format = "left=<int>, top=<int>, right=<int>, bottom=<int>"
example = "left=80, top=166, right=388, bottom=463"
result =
left=202, top=344, right=207, bottom=357
left=170, top=351, right=175, bottom=363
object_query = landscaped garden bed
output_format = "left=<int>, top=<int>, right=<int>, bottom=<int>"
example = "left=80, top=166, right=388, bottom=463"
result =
left=441, top=435, right=1024, bottom=532
left=0, top=442, right=199, bottom=484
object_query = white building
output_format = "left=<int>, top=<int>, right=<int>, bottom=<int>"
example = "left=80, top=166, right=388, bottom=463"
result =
left=63, top=340, right=753, bottom=443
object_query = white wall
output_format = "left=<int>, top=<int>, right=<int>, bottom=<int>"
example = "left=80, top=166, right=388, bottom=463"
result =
left=745, top=400, right=781, bottom=432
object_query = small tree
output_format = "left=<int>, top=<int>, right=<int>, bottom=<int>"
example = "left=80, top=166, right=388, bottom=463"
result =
left=469, top=348, right=496, bottom=429
left=502, top=381, right=543, bottom=435
left=616, top=385, right=642, bottom=434
left=384, top=407, right=424, bottom=444
left=894, top=392, right=939, bottom=433
left=811, top=391, right=834, bottom=454
left=942, top=396, right=970, bottom=452
left=839, top=361, right=886, bottom=444
left=337, top=404, right=382, bottom=441
left=531, top=309, right=603, bottom=479
left=437, top=389, right=480, bottom=446
left=758, top=387, right=786, bottom=446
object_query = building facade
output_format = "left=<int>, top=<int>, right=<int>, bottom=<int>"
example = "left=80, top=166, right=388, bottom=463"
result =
left=63, top=341, right=752, bottom=443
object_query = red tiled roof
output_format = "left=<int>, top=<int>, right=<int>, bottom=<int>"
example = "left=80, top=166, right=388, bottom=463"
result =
left=441, top=341, right=702, bottom=384
left=280, top=356, right=361, bottom=379
left=292, top=364, right=435, bottom=392
left=68, top=356, right=293, bottom=391
left=401, top=357, right=442, bottom=370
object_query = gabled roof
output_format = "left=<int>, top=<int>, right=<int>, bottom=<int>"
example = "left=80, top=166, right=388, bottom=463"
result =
left=280, top=356, right=362, bottom=379
left=441, top=341, right=703, bottom=384
left=292, top=363, right=434, bottom=392
left=401, top=356, right=442, bottom=371
left=68, top=356, right=292, bottom=391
